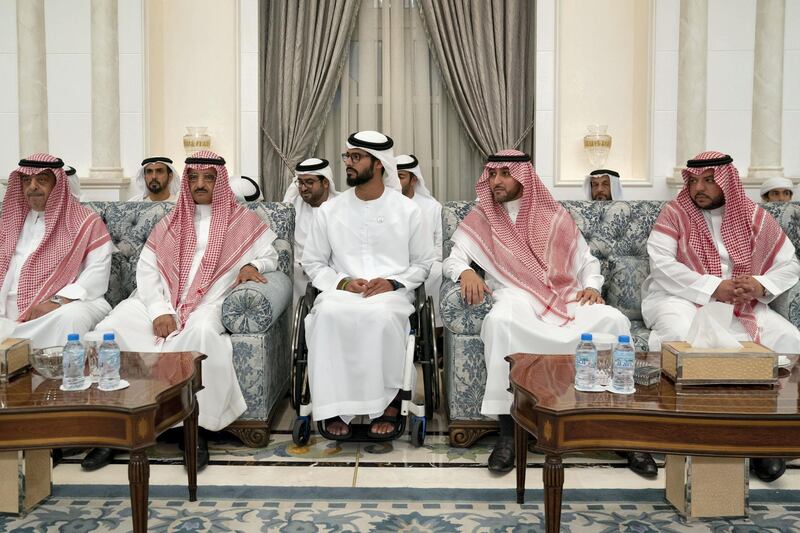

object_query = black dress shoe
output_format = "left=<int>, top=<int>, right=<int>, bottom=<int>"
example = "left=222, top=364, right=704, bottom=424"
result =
left=189, top=433, right=209, bottom=472
left=488, top=436, right=515, bottom=474
left=626, top=452, right=658, bottom=478
left=751, top=458, right=786, bottom=482
left=81, top=448, right=116, bottom=471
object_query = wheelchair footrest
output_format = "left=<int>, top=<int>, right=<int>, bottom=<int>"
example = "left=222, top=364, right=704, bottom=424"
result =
left=316, top=419, right=408, bottom=443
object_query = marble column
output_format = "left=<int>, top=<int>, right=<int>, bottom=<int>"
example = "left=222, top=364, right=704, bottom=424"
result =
left=16, top=0, right=48, bottom=155
left=672, top=0, right=708, bottom=181
left=89, top=0, right=123, bottom=180
left=747, top=0, right=785, bottom=181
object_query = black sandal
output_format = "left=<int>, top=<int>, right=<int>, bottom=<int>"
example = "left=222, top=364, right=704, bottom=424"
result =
left=324, top=417, right=352, bottom=439
left=367, top=398, right=403, bottom=438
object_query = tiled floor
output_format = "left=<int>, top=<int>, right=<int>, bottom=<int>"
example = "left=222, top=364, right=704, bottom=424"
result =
left=53, top=399, right=800, bottom=494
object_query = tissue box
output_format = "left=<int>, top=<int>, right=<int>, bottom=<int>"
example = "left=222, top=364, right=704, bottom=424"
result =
left=0, top=338, right=31, bottom=384
left=661, top=341, right=777, bottom=389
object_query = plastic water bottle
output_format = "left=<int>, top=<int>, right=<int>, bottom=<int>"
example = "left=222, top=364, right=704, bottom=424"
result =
left=62, top=333, right=86, bottom=390
left=574, top=333, right=597, bottom=390
left=611, top=335, right=636, bottom=394
left=98, top=332, right=121, bottom=391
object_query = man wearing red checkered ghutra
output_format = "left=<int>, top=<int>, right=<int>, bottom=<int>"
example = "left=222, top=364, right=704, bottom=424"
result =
left=0, top=154, right=113, bottom=347
left=89, top=151, right=279, bottom=471
left=642, top=151, right=800, bottom=483
left=443, top=150, right=631, bottom=474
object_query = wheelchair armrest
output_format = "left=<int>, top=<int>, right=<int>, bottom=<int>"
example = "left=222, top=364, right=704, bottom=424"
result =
left=439, top=277, right=492, bottom=335
left=304, top=282, right=320, bottom=307
left=222, top=270, right=292, bottom=334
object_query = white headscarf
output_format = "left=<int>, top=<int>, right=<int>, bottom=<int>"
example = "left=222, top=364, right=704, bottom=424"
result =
left=283, top=158, right=338, bottom=203
left=345, top=130, right=400, bottom=191
left=133, top=157, right=181, bottom=200
left=64, top=165, right=85, bottom=201
left=395, top=154, right=432, bottom=198
left=583, top=169, right=623, bottom=200
left=760, top=177, right=794, bottom=197
left=230, top=175, right=263, bottom=202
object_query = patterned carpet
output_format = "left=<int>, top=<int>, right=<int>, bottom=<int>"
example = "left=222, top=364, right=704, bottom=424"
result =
left=3, top=493, right=800, bottom=532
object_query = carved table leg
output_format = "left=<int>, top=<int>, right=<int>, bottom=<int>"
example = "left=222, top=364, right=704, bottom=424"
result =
left=184, top=401, right=199, bottom=501
left=128, top=450, right=150, bottom=533
left=543, top=454, right=564, bottom=533
left=515, top=421, right=528, bottom=504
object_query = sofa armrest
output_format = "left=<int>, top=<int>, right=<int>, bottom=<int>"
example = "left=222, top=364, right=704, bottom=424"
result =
left=769, top=280, right=800, bottom=327
left=222, top=271, right=292, bottom=334
left=439, top=277, right=492, bottom=335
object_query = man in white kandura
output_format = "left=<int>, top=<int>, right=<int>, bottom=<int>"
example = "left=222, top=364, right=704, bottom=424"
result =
left=283, top=158, right=338, bottom=306
left=302, top=131, right=435, bottom=439
left=583, top=168, right=623, bottom=201
left=442, top=149, right=631, bottom=474
left=396, top=154, right=443, bottom=328
left=0, top=154, right=112, bottom=348
left=84, top=150, right=278, bottom=471
left=128, top=156, right=181, bottom=202
left=642, top=150, right=800, bottom=483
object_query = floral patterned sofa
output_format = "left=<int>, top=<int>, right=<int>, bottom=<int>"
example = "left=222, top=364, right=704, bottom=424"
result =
left=86, top=201, right=294, bottom=447
left=440, top=200, right=800, bottom=447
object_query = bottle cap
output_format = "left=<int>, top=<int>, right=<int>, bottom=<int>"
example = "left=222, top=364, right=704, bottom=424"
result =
left=580, top=333, right=592, bottom=341
left=103, top=332, right=115, bottom=341
left=618, top=335, right=630, bottom=343
left=67, top=333, right=79, bottom=341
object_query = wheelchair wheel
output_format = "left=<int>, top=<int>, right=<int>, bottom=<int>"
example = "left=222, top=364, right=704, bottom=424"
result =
left=292, top=416, right=311, bottom=446
left=419, top=296, right=438, bottom=421
left=410, top=416, right=426, bottom=447
left=290, top=296, right=310, bottom=412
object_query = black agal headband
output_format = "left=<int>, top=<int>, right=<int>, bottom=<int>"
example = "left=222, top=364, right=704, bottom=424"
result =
left=141, top=156, right=173, bottom=166
left=396, top=155, right=419, bottom=171
left=486, top=153, right=531, bottom=163
left=347, top=132, right=394, bottom=151
left=590, top=169, right=619, bottom=178
left=295, top=159, right=330, bottom=172
left=686, top=155, right=733, bottom=168
left=18, top=158, right=64, bottom=169
left=185, top=156, right=225, bottom=166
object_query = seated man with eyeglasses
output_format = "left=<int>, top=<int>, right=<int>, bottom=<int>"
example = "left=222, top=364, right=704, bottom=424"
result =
left=84, top=151, right=279, bottom=472
left=283, top=158, right=339, bottom=306
left=302, top=131, right=435, bottom=439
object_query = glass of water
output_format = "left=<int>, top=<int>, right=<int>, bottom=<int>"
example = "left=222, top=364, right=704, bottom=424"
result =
left=83, top=331, right=103, bottom=383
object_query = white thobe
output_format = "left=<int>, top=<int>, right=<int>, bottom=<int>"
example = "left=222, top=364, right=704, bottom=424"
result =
left=641, top=206, right=800, bottom=352
left=127, top=193, right=179, bottom=202
left=0, top=211, right=112, bottom=348
left=95, top=205, right=279, bottom=431
left=302, top=187, right=436, bottom=422
left=442, top=199, right=631, bottom=416
left=412, top=193, right=443, bottom=327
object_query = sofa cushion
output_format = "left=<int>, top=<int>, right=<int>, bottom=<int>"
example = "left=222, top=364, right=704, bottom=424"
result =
left=605, top=255, right=649, bottom=321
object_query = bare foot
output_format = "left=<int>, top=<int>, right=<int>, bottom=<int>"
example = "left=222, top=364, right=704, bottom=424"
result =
left=370, top=404, right=400, bottom=435
left=325, top=417, right=350, bottom=436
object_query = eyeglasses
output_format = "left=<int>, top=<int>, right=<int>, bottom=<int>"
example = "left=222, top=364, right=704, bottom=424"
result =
left=341, top=152, right=368, bottom=163
left=295, top=177, right=322, bottom=189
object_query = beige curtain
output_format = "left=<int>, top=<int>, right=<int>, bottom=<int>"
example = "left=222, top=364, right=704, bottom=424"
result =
left=259, top=0, right=360, bottom=201
left=315, top=0, right=484, bottom=201
left=417, top=0, right=536, bottom=158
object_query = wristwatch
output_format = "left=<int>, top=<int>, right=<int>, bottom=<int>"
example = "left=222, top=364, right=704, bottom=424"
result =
left=387, top=279, right=405, bottom=291
left=49, top=295, right=66, bottom=306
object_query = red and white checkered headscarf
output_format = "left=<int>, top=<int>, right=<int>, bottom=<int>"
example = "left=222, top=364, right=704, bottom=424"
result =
left=0, top=153, right=111, bottom=321
left=145, top=150, right=269, bottom=327
left=652, top=151, right=787, bottom=340
left=459, top=149, right=580, bottom=324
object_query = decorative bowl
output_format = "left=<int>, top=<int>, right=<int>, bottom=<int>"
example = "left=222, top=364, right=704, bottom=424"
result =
left=30, top=347, right=63, bottom=379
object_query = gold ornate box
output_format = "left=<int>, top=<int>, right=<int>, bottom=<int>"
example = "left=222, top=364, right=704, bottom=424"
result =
left=0, top=338, right=30, bottom=384
left=0, top=450, right=51, bottom=515
left=666, top=455, right=748, bottom=519
left=661, top=341, right=777, bottom=389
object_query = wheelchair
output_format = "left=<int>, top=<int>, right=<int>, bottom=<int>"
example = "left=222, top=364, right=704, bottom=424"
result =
left=290, top=282, right=439, bottom=447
